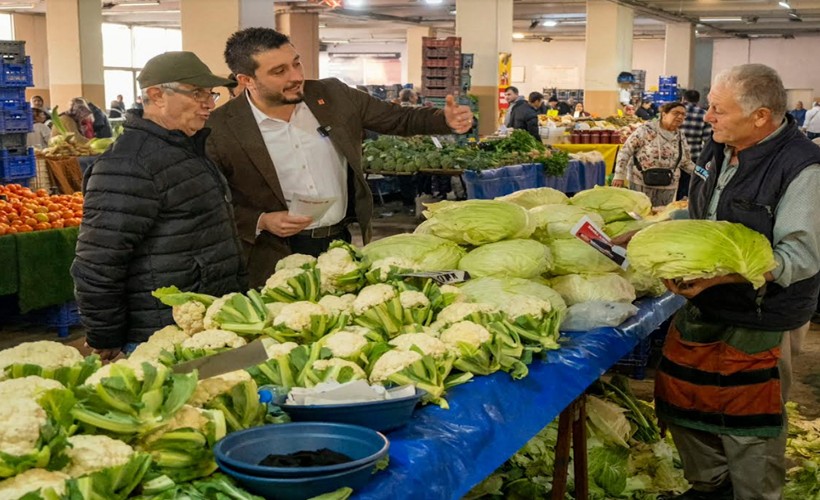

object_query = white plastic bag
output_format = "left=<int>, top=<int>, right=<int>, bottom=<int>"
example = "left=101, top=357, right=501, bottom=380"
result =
left=560, top=301, right=638, bottom=332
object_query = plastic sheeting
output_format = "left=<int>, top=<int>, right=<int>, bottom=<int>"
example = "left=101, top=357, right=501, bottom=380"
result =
left=542, top=159, right=606, bottom=194
left=354, top=292, right=685, bottom=500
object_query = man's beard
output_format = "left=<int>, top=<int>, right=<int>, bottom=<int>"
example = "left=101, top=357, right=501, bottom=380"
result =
left=261, top=84, right=304, bottom=106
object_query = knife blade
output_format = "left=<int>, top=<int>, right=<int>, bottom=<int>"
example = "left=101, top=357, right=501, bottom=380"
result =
left=172, top=339, right=268, bottom=379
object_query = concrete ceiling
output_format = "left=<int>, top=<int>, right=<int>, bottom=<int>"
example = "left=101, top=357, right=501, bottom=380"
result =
left=5, top=0, right=820, bottom=42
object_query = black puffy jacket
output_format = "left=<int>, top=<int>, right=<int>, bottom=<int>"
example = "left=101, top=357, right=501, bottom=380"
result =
left=71, top=111, right=247, bottom=349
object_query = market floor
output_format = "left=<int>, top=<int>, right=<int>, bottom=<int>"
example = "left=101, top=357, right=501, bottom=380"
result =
left=2, top=199, right=819, bottom=421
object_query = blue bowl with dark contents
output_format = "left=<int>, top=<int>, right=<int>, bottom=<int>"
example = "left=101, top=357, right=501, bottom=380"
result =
left=281, top=388, right=425, bottom=432
left=214, top=422, right=389, bottom=478
left=217, top=456, right=379, bottom=500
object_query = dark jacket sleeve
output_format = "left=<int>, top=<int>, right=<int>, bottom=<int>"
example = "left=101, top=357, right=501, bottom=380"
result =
left=70, top=154, right=160, bottom=349
left=509, top=103, right=541, bottom=141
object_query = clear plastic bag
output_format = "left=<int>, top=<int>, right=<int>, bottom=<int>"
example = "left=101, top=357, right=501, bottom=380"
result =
left=560, top=301, right=639, bottom=332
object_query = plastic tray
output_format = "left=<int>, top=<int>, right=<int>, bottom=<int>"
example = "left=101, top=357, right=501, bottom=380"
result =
left=0, top=57, right=33, bottom=87
left=0, top=103, right=33, bottom=133
left=0, top=148, right=35, bottom=181
left=0, top=87, right=26, bottom=110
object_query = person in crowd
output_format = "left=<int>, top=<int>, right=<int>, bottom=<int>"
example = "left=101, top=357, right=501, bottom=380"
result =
left=26, top=107, right=50, bottom=149
left=612, top=101, right=695, bottom=206
left=132, top=96, right=144, bottom=110
left=547, top=95, right=571, bottom=115
left=679, top=89, right=712, bottom=199
left=87, top=101, right=112, bottom=138
left=227, top=73, right=246, bottom=99
left=53, top=97, right=95, bottom=140
left=398, top=88, right=419, bottom=107
left=803, top=101, right=820, bottom=139
left=572, top=102, right=591, bottom=118
left=623, top=104, right=636, bottom=116
left=636, top=99, right=656, bottom=120
left=507, top=88, right=539, bottom=141
left=528, top=91, right=547, bottom=115
left=789, top=100, right=807, bottom=127
left=112, top=94, right=127, bottom=113
left=71, top=51, right=246, bottom=360
left=109, top=100, right=123, bottom=119
left=206, top=27, right=474, bottom=288
left=654, top=64, right=820, bottom=500
left=30, top=95, right=48, bottom=113
left=503, top=86, right=526, bottom=127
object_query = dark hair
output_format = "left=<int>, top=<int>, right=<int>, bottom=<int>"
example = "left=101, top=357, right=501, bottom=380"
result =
left=224, top=28, right=291, bottom=76
left=399, top=88, right=416, bottom=102
left=505, top=86, right=519, bottom=95
left=548, top=95, right=558, bottom=103
left=683, top=90, right=700, bottom=103
left=32, top=95, right=43, bottom=101
left=659, top=101, right=685, bottom=114
left=528, top=91, right=544, bottom=103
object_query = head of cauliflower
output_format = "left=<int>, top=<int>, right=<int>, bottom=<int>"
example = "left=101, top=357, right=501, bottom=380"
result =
left=0, top=341, right=84, bottom=377
left=399, top=290, right=431, bottom=310
left=322, top=329, right=369, bottom=359
left=272, top=302, right=329, bottom=332
left=389, top=333, right=448, bottom=359
left=439, top=321, right=493, bottom=350
left=434, top=302, right=497, bottom=326
left=203, top=293, right=239, bottom=330
left=318, top=294, right=356, bottom=316
left=353, top=284, right=397, bottom=315
left=275, top=253, right=317, bottom=271
left=369, top=350, right=422, bottom=384
left=181, top=329, right=246, bottom=351
left=263, top=268, right=307, bottom=295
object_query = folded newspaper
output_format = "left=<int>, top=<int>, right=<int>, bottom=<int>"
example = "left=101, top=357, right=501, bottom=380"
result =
left=285, top=380, right=416, bottom=406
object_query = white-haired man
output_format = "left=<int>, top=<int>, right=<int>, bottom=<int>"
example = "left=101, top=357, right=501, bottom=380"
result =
left=656, top=64, right=820, bottom=499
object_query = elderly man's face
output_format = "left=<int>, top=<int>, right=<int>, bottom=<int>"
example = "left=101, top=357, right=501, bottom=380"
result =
left=705, top=82, right=764, bottom=148
left=151, top=83, right=217, bottom=136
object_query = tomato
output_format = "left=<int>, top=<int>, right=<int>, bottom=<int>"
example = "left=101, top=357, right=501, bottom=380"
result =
left=32, top=213, right=49, bottom=223
left=17, top=224, right=32, bottom=232
left=64, top=218, right=81, bottom=227
left=51, top=220, right=64, bottom=229
left=34, top=222, right=51, bottom=231
left=0, top=223, right=8, bottom=235
left=20, top=209, right=34, bottom=218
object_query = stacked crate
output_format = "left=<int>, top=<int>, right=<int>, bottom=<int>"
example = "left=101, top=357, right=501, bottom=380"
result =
left=654, top=75, right=680, bottom=104
left=421, top=37, right=462, bottom=98
left=0, top=40, right=35, bottom=186
left=630, top=69, right=646, bottom=105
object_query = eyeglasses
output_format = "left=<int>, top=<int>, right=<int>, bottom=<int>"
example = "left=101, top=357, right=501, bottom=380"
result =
left=162, top=85, right=220, bottom=104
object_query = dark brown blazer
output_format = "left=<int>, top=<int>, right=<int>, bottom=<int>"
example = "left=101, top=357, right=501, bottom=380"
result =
left=206, top=78, right=453, bottom=288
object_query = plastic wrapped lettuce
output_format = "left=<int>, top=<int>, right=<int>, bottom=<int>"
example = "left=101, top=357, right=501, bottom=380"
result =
left=604, top=219, right=655, bottom=238
left=458, top=239, right=552, bottom=279
left=416, top=199, right=532, bottom=246
left=529, top=205, right=605, bottom=242
left=549, top=273, right=636, bottom=306
left=361, top=233, right=465, bottom=271
left=627, top=220, right=777, bottom=289
left=569, top=186, right=652, bottom=223
left=459, top=276, right=566, bottom=314
left=622, top=268, right=667, bottom=298
left=496, top=187, right=569, bottom=209
left=549, top=238, right=621, bottom=275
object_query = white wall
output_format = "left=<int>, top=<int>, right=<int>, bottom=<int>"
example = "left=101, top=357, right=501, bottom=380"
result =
left=712, top=36, right=820, bottom=102
left=509, top=39, right=665, bottom=98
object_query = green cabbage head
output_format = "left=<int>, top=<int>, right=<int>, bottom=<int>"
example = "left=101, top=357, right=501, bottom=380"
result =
left=549, top=238, right=622, bottom=275
left=459, top=276, right=566, bottom=313
left=627, top=220, right=776, bottom=289
left=496, top=187, right=569, bottom=209
left=529, top=204, right=605, bottom=242
left=361, top=233, right=465, bottom=271
left=458, top=239, right=552, bottom=279
left=416, top=199, right=532, bottom=246
left=569, top=186, right=652, bottom=223
left=549, top=273, right=636, bottom=306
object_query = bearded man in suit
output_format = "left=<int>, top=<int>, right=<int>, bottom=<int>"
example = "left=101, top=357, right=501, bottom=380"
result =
left=206, top=28, right=474, bottom=288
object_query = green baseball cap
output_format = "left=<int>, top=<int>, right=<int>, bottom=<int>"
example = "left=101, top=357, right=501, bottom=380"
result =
left=137, top=51, right=236, bottom=89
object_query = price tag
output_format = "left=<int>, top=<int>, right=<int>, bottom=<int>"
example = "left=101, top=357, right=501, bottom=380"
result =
left=400, top=270, right=470, bottom=285
left=547, top=109, right=559, bottom=117
left=431, top=137, right=443, bottom=149
left=570, top=216, right=629, bottom=270
left=617, top=109, right=624, bottom=117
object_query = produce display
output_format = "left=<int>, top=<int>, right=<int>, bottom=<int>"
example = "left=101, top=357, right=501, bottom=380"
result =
left=0, top=184, right=83, bottom=235
left=362, top=130, right=570, bottom=177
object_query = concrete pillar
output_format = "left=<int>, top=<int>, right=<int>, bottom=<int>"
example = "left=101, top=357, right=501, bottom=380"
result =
left=404, top=26, right=431, bottom=90
left=276, top=12, right=320, bottom=80
left=45, top=0, right=104, bottom=111
left=181, top=0, right=275, bottom=101
left=456, top=0, right=513, bottom=135
left=14, top=14, right=49, bottom=106
left=664, top=22, right=695, bottom=90
left=584, top=0, right=634, bottom=116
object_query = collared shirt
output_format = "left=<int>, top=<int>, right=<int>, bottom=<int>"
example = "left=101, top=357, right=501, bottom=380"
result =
left=681, top=103, right=711, bottom=162
left=247, top=94, right=347, bottom=229
left=804, top=106, right=820, bottom=134
left=705, top=120, right=820, bottom=288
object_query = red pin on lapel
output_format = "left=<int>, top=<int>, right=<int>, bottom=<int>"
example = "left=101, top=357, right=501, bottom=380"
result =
left=318, top=99, right=326, bottom=105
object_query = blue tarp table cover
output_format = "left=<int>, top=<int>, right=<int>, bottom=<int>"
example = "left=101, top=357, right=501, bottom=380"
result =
left=354, top=292, right=686, bottom=500
left=541, top=159, right=606, bottom=194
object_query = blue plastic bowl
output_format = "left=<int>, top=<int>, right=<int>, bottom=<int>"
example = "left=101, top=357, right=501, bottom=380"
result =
left=281, top=388, right=425, bottom=432
left=213, top=422, right=389, bottom=478
left=218, top=456, right=379, bottom=500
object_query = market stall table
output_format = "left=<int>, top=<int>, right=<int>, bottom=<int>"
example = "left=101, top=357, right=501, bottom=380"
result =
left=553, top=144, right=620, bottom=175
left=354, top=292, right=686, bottom=500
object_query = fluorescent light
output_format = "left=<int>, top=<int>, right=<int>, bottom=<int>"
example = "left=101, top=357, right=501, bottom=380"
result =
left=512, top=33, right=525, bottom=39
left=541, top=20, right=558, bottom=27
left=117, top=1, right=161, bottom=6
left=449, top=9, right=456, bottom=15
left=778, top=1, right=791, bottom=8
left=424, top=0, right=443, bottom=4
left=0, top=3, right=34, bottom=9
left=699, top=17, right=743, bottom=22
left=345, top=0, right=365, bottom=5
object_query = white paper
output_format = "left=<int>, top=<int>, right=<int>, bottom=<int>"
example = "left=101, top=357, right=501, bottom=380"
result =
left=284, top=381, right=415, bottom=406
left=288, top=193, right=335, bottom=220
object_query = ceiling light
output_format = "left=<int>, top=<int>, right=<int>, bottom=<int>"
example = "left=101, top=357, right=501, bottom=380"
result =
left=541, top=20, right=558, bottom=27
left=0, top=3, right=34, bottom=9
left=345, top=0, right=365, bottom=6
left=512, top=33, right=525, bottom=39
left=424, top=0, right=443, bottom=4
left=449, top=9, right=456, bottom=15
left=699, top=17, right=743, bottom=22
left=778, top=1, right=791, bottom=8
left=117, top=1, right=161, bottom=6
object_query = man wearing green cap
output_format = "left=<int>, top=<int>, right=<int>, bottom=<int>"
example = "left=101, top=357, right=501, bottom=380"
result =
left=71, top=51, right=247, bottom=360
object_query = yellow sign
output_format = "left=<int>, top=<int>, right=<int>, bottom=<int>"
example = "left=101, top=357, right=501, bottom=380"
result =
left=499, top=52, right=511, bottom=88
left=617, top=109, right=624, bottom=117
left=547, top=109, right=559, bottom=117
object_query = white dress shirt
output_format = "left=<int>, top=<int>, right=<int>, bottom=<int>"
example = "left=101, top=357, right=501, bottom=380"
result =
left=247, top=94, right=347, bottom=230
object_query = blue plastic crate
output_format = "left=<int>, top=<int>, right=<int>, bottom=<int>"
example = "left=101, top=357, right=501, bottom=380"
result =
left=0, top=102, right=32, bottom=133
left=44, top=301, right=81, bottom=338
left=0, top=132, right=26, bottom=150
left=0, top=41, right=27, bottom=65
left=0, top=57, right=33, bottom=87
left=0, top=87, right=26, bottom=110
left=0, top=148, right=36, bottom=181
